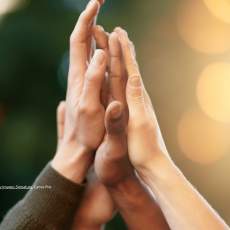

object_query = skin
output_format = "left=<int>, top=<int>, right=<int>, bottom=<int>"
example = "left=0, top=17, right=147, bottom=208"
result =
left=93, top=26, right=170, bottom=230
left=56, top=102, right=115, bottom=230
left=115, top=27, right=230, bottom=230
left=52, top=2, right=170, bottom=228
left=52, top=1, right=116, bottom=229
left=51, top=0, right=106, bottom=184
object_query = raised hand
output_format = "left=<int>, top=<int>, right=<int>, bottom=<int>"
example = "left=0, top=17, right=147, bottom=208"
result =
left=55, top=102, right=116, bottom=230
left=113, top=27, right=169, bottom=179
left=93, top=27, right=170, bottom=230
left=116, top=28, right=229, bottom=230
left=51, top=0, right=107, bottom=184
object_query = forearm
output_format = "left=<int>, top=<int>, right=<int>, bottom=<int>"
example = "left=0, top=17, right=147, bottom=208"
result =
left=0, top=163, right=86, bottom=230
left=143, top=155, right=229, bottom=230
left=106, top=173, right=170, bottom=230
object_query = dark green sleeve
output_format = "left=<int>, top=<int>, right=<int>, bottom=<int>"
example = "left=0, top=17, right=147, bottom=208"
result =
left=0, top=163, right=86, bottom=230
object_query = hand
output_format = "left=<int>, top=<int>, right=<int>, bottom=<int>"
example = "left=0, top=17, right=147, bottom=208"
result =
left=93, top=27, right=170, bottom=230
left=116, top=28, right=230, bottom=230
left=114, top=27, right=170, bottom=181
left=93, top=26, right=133, bottom=187
left=51, top=0, right=107, bottom=184
left=56, top=102, right=116, bottom=230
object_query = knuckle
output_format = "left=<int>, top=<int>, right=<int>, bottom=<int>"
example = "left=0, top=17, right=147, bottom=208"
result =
left=78, top=103, right=88, bottom=115
left=132, top=119, right=149, bottom=131
left=78, top=103, right=97, bottom=116
left=129, top=94, right=144, bottom=104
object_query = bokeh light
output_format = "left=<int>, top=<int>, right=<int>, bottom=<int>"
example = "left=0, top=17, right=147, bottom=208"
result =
left=177, top=106, right=230, bottom=164
left=0, top=0, right=28, bottom=16
left=203, top=0, right=230, bottom=24
left=197, top=63, right=230, bottom=124
left=177, top=0, right=230, bottom=54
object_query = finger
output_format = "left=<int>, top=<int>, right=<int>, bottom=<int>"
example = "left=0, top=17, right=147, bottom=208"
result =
left=105, top=101, right=126, bottom=143
left=69, top=0, right=100, bottom=80
left=108, top=32, right=129, bottom=123
left=130, top=41, right=136, bottom=58
left=117, top=29, right=153, bottom=111
left=117, top=29, right=139, bottom=77
left=126, top=75, right=149, bottom=122
left=100, top=72, right=108, bottom=109
left=86, top=17, right=96, bottom=63
left=57, top=101, right=66, bottom=150
left=80, top=49, right=106, bottom=106
left=86, top=0, right=105, bottom=61
left=114, top=27, right=122, bottom=34
left=93, top=25, right=110, bottom=68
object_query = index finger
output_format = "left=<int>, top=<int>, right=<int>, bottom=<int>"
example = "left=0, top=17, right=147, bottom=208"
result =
left=69, top=1, right=100, bottom=79
left=86, top=0, right=105, bottom=62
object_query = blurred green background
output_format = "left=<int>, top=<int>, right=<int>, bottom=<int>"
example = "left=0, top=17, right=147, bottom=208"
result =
left=1, top=0, right=230, bottom=229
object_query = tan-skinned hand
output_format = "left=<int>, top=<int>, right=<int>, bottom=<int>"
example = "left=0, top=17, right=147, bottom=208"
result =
left=92, top=26, right=170, bottom=230
left=56, top=102, right=116, bottom=230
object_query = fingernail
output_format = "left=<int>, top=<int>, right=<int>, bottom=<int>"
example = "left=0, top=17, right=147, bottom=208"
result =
left=130, top=75, right=141, bottom=87
left=92, top=50, right=104, bottom=66
left=111, top=104, right=122, bottom=119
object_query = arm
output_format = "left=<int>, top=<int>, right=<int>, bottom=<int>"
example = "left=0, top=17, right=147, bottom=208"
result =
left=0, top=163, right=86, bottom=230
left=0, top=2, right=108, bottom=229
left=118, top=28, right=229, bottom=230
left=57, top=102, right=116, bottom=230
left=93, top=27, right=170, bottom=230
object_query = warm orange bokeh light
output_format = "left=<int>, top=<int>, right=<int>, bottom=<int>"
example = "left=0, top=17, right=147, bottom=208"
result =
left=177, top=107, right=230, bottom=165
left=203, top=0, right=230, bottom=24
left=197, top=63, right=230, bottom=124
left=177, top=0, right=230, bottom=54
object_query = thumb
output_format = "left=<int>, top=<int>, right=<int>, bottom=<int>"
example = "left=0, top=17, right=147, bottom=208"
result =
left=126, top=74, right=148, bottom=120
left=105, top=101, right=126, bottom=141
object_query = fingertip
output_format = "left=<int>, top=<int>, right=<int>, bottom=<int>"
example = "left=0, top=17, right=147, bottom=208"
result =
left=93, top=26, right=108, bottom=50
left=57, top=101, right=66, bottom=112
left=109, top=32, right=122, bottom=57
left=86, top=0, right=100, bottom=14
left=97, top=0, right=105, bottom=6
left=93, top=25, right=104, bottom=34
left=92, top=49, right=106, bottom=66
left=106, top=101, right=123, bottom=120
left=114, top=27, right=122, bottom=33
left=110, top=32, right=120, bottom=41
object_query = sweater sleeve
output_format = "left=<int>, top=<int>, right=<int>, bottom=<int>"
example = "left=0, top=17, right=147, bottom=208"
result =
left=0, top=163, right=86, bottom=230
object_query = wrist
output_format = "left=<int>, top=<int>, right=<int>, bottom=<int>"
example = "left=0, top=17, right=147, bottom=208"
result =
left=139, top=153, right=182, bottom=192
left=106, top=170, right=146, bottom=200
left=52, top=140, right=94, bottom=184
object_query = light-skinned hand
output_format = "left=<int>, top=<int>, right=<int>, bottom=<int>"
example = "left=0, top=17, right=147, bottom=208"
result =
left=51, top=0, right=107, bottom=184
left=116, top=27, right=230, bottom=230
